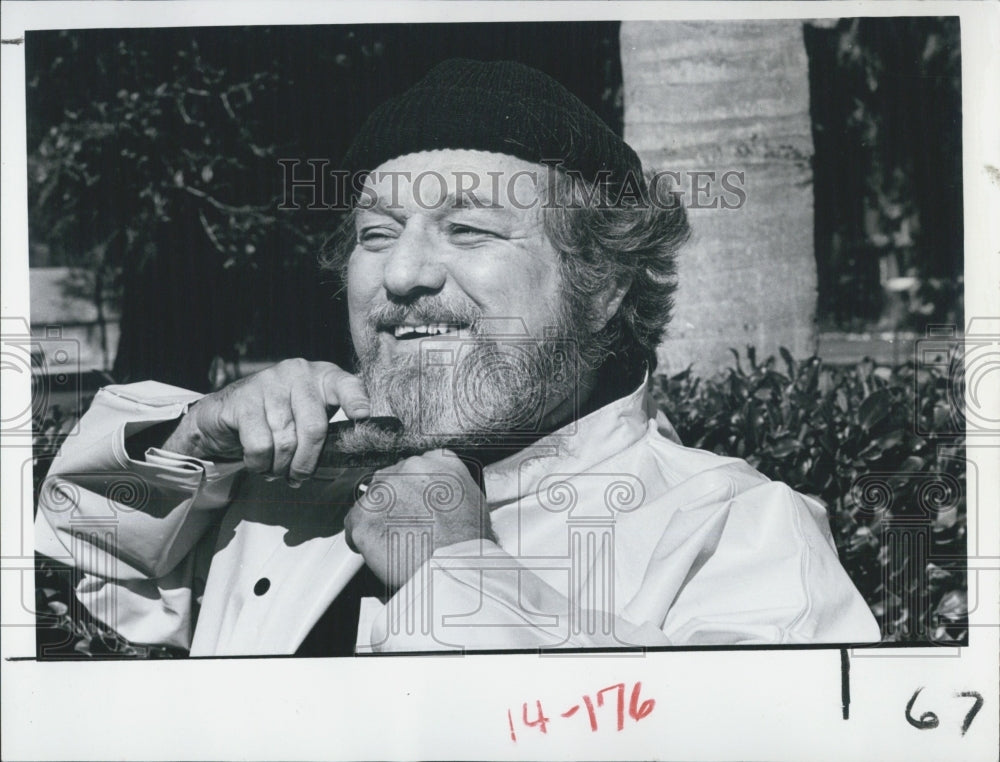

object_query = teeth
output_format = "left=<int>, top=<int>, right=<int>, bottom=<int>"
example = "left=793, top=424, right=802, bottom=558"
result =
left=393, top=323, right=460, bottom=338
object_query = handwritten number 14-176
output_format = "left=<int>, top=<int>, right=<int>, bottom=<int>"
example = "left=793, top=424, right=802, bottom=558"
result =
left=507, top=681, right=654, bottom=741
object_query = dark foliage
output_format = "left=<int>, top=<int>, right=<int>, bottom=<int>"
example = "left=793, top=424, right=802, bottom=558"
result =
left=805, top=17, right=963, bottom=331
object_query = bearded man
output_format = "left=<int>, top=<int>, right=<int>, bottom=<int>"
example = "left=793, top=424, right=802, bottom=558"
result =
left=35, top=59, right=880, bottom=655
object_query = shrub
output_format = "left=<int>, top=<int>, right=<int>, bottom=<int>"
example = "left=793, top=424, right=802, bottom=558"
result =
left=651, top=346, right=967, bottom=644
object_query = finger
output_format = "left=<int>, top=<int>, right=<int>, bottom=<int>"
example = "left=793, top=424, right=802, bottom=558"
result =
left=263, top=386, right=297, bottom=478
left=237, top=402, right=274, bottom=474
left=288, top=381, right=329, bottom=484
left=343, top=506, right=359, bottom=554
left=318, top=364, right=371, bottom=420
left=423, top=448, right=483, bottom=492
left=402, top=449, right=462, bottom=474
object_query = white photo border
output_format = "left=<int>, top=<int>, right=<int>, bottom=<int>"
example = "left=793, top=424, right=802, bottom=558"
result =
left=2, top=2, right=997, bottom=760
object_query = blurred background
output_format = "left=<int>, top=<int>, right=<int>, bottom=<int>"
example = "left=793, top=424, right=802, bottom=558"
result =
left=26, top=19, right=967, bottom=653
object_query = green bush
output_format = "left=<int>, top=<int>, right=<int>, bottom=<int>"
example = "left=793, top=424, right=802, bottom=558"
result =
left=34, top=347, right=967, bottom=655
left=651, top=346, right=967, bottom=644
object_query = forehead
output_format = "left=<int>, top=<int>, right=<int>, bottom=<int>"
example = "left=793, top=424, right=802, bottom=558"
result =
left=360, top=149, right=548, bottom=212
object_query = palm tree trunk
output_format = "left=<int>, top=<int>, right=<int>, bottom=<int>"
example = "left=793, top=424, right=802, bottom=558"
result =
left=622, top=20, right=818, bottom=375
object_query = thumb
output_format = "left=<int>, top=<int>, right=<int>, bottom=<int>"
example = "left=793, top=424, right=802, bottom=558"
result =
left=319, top=365, right=371, bottom=420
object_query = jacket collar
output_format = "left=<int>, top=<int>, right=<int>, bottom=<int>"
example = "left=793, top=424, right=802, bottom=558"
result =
left=483, top=376, right=657, bottom=507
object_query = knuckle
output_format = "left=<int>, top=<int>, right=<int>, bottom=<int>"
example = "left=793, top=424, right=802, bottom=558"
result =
left=270, top=358, right=309, bottom=382
left=343, top=514, right=358, bottom=552
left=272, top=431, right=297, bottom=454
left=242, top=438, right=273, bottom=464
left=299, top=420, right=328, bottom=442
left=243, top=440, right=272, bottom=458
left=373, top=463, right=400, bottom=479
left=347, top=506, right=371, bottom=535
left=398, top=456, right=424, bottom=472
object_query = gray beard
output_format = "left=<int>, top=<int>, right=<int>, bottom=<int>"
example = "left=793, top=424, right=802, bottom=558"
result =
left=356, top=337, right=576, bottom=451
left=343, top=305, right=591, bottom=459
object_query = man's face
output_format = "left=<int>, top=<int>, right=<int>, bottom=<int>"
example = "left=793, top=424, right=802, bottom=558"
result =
left=345, top=149, right=582, bottom=450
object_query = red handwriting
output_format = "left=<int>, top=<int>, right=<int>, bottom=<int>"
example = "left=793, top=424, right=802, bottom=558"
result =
left=507, top=681, right=655, bottom=741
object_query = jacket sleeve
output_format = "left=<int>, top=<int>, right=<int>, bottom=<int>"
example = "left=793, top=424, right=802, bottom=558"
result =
left=630, top=480, right=881, bottom=645
left=34, top=381, right=244, bottom=648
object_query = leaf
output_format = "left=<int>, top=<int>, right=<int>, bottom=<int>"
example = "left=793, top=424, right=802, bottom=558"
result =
left=858, top=441, right=884, bottom=461
left=728, top=348, right=743, bottom=375
left=779, top=346, right=796, bottom=377
left=898, top=455, right=927, bottom=473
left=809, top=457, right=834, bottom=489
left=765, top=369, right=791, bottom=387
left=836, top=389, right=850, bottom=414
left=858, top=389, right=892, bottom=430
left=769, top=436, right=800, bottom=458
left=802, top=360, right=820, bottom=394
left=875, top=429, right=905, bottom=451
left=934, top=590, right=967, bottom=620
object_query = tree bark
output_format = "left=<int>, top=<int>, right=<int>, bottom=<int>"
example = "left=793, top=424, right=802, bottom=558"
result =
left=621, top=20, right=818, bottom=375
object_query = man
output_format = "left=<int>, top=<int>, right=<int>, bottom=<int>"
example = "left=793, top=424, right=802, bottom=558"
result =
left=35, top=59, right=880, bottom=655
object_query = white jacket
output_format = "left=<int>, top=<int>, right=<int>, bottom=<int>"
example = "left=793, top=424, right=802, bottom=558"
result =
left=35, top=379, right=880, bottom=654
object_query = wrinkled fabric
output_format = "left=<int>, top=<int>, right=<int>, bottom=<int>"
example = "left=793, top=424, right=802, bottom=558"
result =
left=36, top=379, right=880, bottom=655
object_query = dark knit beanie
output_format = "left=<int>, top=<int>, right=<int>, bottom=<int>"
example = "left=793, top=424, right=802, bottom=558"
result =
left=342, top=58, right=645, bottom=195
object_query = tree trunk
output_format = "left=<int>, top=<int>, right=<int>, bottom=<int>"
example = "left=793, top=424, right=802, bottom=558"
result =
left=621, top=20, right=818, bottom=376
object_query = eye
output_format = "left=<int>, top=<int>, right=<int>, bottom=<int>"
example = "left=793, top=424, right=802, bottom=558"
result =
left=447, top=223, right=500, bottom=244
left=356, top=226, right=398, bottom=251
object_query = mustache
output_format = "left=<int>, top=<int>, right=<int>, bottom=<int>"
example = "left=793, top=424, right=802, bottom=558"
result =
left=367, top=296, right=483, bottom=331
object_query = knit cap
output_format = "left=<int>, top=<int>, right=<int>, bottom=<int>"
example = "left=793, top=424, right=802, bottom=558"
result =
left=342, top=58, right=645, bottom=195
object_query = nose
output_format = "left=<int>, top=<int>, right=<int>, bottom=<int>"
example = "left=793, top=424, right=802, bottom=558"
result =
left=382, top=220, right=446, bottom=298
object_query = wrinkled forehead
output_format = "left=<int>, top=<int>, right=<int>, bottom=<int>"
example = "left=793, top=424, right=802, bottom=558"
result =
left=358, top=149, right=552, bottom=214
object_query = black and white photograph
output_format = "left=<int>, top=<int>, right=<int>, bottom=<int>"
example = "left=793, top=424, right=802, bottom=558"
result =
left=2, top=2, right=998, bottom=760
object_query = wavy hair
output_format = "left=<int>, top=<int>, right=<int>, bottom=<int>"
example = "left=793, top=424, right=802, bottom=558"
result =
left=541, top=169, right=689, bottom=374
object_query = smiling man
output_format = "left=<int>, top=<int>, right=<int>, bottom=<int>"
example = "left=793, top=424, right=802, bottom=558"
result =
left=35, top=59, right=880, bottom=655
left=346, top=152, right=598, bottom=451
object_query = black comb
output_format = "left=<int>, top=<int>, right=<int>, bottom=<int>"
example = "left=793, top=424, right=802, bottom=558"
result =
left=316, top=416, right=486, bottom=493
left=315, top=416, right=405, bottom=469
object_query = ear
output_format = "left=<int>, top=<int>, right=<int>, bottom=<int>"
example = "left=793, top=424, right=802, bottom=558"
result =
left=590, top=276, right=632, bottom=332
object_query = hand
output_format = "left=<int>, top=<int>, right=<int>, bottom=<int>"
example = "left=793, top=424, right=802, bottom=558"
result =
left=163, top=359, right=370, bottom=485
left=343, top=450, right=494, bottom=589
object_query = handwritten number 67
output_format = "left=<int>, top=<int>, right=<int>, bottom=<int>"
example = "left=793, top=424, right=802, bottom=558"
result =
left=905, top=688, right=983, bottom=736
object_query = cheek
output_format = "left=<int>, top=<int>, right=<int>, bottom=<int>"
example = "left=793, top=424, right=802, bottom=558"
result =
left=455, top=246, right=562, bottom=312
left=346, top=252, right=382, bottom=339
left=505, top=260, right=565, bottom=327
